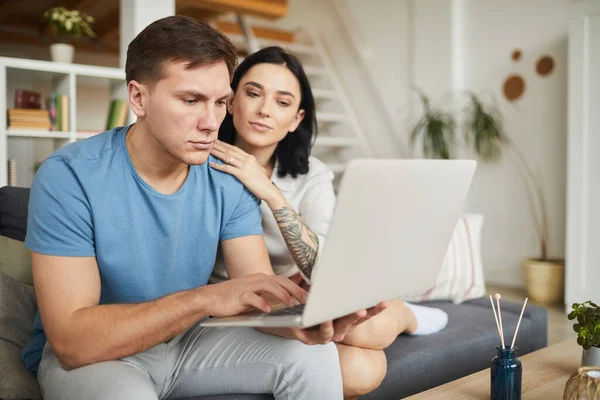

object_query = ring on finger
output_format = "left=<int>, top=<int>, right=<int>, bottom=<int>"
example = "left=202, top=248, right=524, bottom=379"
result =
left=229, top=157, right=236, bottom=165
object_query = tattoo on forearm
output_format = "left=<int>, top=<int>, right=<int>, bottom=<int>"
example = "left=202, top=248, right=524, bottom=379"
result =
left=272, top=206, right=319, bottom=279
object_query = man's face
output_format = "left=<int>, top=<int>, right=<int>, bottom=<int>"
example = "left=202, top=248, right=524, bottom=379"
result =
left=141, top=60, right=232, bottom=165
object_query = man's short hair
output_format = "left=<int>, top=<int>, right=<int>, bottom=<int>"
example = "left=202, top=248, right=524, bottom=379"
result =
left=125, top=16, right=238, bottom=87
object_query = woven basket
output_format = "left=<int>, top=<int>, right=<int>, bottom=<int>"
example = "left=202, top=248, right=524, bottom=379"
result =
left=564, top=367, right=600, bottom=400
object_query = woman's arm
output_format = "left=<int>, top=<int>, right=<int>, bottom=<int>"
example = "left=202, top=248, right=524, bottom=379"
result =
left=264, top=192, right=320, bottom=280
left=209, top=141, right=334, bottom=280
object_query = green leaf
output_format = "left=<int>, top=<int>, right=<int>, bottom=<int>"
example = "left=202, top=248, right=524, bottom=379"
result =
left=578, top=336, right=584, bottom=346
left=568, top=312, right=576, bottom=320
left=573, top=324, right=581, bottom=333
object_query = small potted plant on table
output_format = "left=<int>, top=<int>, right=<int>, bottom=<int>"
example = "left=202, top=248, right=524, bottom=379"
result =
left=569, top=301, right=600, bottom=367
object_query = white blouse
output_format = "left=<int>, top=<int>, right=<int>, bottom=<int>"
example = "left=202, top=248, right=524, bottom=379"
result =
left=210, top=156, right=336, bottom=282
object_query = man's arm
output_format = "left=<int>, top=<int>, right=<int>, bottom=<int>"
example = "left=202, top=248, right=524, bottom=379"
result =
left=34, top=251, right=305, bottom=370
left=33, top=252, right=211, bottom=370
left=222, top=235, right=273, bottom=278
left=222, top=235, right=290, bottom=307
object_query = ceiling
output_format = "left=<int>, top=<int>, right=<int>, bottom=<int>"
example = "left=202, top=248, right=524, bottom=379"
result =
left=0, top=0, right=288, bottom=55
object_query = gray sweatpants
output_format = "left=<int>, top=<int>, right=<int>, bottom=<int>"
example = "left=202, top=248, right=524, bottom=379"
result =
left=37, top=323, right=343, bottom=400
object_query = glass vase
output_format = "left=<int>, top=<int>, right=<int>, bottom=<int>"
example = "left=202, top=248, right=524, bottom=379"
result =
left=491, top=345, right=522, bottom=400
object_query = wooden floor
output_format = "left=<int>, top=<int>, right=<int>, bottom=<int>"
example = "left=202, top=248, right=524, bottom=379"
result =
left=486, top=285, right=576, bottom=346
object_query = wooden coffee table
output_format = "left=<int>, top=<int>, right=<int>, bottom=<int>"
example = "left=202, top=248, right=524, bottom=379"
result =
left=406, top=339, right=580, bottom=399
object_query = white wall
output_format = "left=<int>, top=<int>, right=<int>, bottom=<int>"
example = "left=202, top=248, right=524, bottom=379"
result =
left=453, top=0, right=569, bottom=286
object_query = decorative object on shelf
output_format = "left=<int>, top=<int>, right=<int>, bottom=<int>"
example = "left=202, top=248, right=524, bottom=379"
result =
left=14, top=89, right=41, bottom=109
left=409, top=90, right=456, bottom=159
left=7, top=159, right=17, bottom=187
left=564, top=367, right=600, bottom=400
left=43, top=6, right=96, bottom=63
left=569, top=301, right=600, bottom=367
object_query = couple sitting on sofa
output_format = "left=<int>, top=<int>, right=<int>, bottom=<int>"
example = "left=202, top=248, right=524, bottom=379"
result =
left=21, top=16, right=447, bottom=400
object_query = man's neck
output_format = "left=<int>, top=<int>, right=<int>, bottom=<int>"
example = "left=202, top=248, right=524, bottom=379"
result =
left=126, top=124, right=189, bottom=194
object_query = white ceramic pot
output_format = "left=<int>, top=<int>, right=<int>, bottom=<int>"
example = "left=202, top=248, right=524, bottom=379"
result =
left=50, top=43, right=74, bottom=63
left=582, top=346, right=600, bottom=367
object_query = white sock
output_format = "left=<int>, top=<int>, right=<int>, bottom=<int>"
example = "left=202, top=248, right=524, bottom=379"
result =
left=405, top=302, right=448, bottom=335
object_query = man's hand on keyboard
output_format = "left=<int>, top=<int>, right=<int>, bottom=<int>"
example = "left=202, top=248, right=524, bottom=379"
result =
left=200, top=273, right=308, bottom=317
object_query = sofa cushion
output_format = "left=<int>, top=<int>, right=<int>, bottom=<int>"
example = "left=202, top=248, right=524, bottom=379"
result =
left=0, top=236, right=33, bottom=286
left=0, top=270, right=40, bottom=399
left=362, top=297, right=548, bottom=399
left=410, top=214, right=486, bottom=304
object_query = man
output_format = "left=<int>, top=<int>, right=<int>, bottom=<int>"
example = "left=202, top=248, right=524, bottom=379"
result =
left=21, top=16, right=377, bottom=400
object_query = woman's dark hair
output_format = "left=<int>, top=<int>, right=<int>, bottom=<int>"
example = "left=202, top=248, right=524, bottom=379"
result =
left=219, top=46, right=317, bottom=178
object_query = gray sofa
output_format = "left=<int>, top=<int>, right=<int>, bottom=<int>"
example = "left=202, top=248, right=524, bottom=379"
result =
left=0, top=186, right=548, bottom=399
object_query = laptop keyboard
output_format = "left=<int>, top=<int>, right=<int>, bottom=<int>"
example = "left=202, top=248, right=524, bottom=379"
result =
left=250, top=304, right=305, bottom=319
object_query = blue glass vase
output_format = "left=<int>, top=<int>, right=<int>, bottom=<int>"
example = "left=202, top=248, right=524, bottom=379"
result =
left=490, top=345, right=522, bottom=400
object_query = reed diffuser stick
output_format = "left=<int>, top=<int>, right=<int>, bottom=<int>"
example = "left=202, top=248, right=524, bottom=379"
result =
left=489, top=295, right=503, bottom=343
left=510, top=298, right=528, bottom=349
left=495, top=294, right=505, bottom=349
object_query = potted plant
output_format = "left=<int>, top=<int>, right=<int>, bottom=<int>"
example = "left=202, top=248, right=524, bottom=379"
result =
left=461, top=93, right=564, bottom=304
left=43, top=6, right=96, bottom=63
left=569, top=301, right=600, bottom=366
left=409, top=91, right=457, bottom=159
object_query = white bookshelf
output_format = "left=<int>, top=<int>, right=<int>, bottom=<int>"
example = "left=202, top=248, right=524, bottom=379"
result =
left=0, top=56, right=127, bottom=188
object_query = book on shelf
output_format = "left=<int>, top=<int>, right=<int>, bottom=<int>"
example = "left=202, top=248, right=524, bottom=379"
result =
left=7, top=108, right=50, bottom=130
left=60, top=95, right=69, bottom=132
left=7, top=159, right=17, bottom=187
left=47, top=93, right=58, bottom=131
left=52, top=93, right=70, bottom=132
left=105, top=99, right=128, bottom=130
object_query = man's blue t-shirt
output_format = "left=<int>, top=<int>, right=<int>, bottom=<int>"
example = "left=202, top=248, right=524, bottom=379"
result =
left=21, top=125, right=263, bottom=373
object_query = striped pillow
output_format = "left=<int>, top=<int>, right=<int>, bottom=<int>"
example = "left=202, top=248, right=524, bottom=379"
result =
left=413, top=214, right=486, bottom=304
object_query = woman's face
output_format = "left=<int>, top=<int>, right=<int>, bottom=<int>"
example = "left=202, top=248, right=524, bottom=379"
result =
left=229, top=63, right=305, bottom=150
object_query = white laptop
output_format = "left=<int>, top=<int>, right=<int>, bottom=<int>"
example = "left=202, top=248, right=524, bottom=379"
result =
left=200, top=159, right=476, bottom=329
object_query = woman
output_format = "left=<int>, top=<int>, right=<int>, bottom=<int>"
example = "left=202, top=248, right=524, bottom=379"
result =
left=209, top=46, right=447, bottom=399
